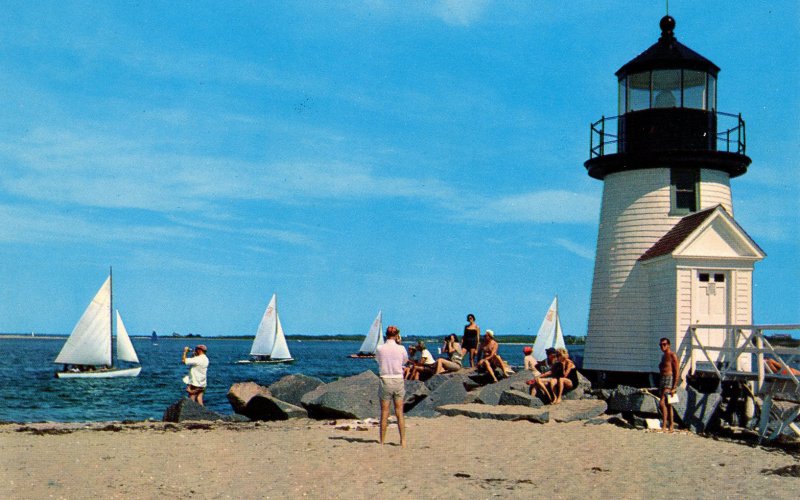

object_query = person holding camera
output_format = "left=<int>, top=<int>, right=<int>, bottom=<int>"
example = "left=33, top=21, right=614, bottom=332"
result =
left=182, top=345, right=209, bottom=406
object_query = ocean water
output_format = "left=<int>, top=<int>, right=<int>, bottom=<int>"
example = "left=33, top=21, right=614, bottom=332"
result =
left=0, top=337, right=581, bottom=423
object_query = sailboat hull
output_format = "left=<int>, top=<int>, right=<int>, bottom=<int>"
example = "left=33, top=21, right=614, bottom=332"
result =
left=348, top=353, right=376, bottom=359
left=56, top=366, right=142, bottom=379
left=236, top=358, right=294, bottom=365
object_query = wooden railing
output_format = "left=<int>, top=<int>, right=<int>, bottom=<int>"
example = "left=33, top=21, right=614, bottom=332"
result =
left=685, top=324, right=800, bottom=393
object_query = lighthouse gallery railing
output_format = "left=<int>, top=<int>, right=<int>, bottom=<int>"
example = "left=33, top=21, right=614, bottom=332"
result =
left=589, top=111, right=746, bottom=159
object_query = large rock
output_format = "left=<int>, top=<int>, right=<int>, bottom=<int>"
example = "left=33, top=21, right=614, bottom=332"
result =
left=244, top=395, right=308, bottom=421
left=300, top=371, right=380, bottom=420
left=549, top=399, right=608, bottom=423
left=227, top=382, right=272, bottom=414
left=268, top=374, right=324, bottom=407
left=163, top=398, right=235, bottom=422
left=604, top=385, right=660, bottom=415
left=437, top=403, right=550, bottom=424
left=672, top=386, right=722, bottom=434
left=563, top=371, right=593, bottom=400
left=407, top=375, right=470, bottom=418
left=498, top=389, right=545, bottom=408
left=475, top=371, right=535, bottom=406
left=403, top=379, right=430, bottom=412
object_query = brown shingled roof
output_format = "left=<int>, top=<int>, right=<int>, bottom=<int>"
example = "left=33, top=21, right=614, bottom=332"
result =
left=638, top=206, right=719, bottom=261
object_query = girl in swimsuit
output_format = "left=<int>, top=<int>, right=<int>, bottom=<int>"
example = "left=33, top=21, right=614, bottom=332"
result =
left=552, top=348, right=578, bottom=404
left=461, top=313, right=480, bottom=367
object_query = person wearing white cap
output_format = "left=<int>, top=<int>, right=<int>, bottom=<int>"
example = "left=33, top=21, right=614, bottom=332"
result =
left=477, top=330, right=508, bottom=382
left=182, top=345, right=209, bottom=406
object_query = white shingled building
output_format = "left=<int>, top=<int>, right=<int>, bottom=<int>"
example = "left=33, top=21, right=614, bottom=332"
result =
left=582, top=16, right=764, bottom=378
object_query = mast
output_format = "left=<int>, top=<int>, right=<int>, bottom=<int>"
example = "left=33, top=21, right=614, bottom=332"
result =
left=109, top=266, right=114, bottom=368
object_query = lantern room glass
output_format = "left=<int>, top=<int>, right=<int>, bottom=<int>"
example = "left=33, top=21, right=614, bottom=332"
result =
left=622, top=69, right=713, bottom=112
left=627, top=72, right=651, bottom=112
left=682, top=70, right=707, bottom=110
left=652, top=69, right=681, bottom=108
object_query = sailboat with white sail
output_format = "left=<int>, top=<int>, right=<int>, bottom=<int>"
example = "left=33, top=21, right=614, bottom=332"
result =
left=532, top=296, right=567, bottom=362
left=237, top=293, right=294, bottom=364
left=349, top=310, right=384, bottom=358
left=54, top=271, right=141, bottom=379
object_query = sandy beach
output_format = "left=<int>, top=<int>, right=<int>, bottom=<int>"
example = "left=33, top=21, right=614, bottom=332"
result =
left=1, top=416, right=798, bottom=499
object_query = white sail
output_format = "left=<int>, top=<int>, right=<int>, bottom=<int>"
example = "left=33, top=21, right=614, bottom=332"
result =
left=532, top=296, right=567, bottom=361
left=55, top=277, right=113, bottom=366
left=250, top=294, right=277, bottom=356
left=269, top=312, right=292, bottom=360
left=115, top=310, right=140, bottom=363
left=357, top=310, right=383, bottom=354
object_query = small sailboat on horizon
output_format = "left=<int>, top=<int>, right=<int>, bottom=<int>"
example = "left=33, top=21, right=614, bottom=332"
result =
left=54, top=271, right=141, bottom=379
left=349, top=310, right=384, bottom=358
left=237, top=293, right=294, bottom=364
left=532, top=296, right=566, bottom=362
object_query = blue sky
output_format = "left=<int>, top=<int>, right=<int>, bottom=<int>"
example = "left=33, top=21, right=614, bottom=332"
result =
left=0, top=1, right=797, bottom=337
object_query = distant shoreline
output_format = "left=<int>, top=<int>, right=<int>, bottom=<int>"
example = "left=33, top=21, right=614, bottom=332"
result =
left=0, top=333, right=588, bottom=344
left=0, top=333, right=578, bottom=345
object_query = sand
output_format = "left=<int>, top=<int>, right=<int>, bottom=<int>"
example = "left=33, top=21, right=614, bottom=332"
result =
left=1, top=416, right=798, bottom=499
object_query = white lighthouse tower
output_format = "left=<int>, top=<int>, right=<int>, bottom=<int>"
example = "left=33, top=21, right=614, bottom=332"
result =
left=582, top=16, right=765, bottom=380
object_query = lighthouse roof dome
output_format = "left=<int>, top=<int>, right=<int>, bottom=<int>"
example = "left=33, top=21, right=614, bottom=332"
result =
left=616, top=16, right=720, bottom=78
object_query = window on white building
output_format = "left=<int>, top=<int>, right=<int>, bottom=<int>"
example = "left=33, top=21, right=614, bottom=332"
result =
left=671, top=168, right=698, bottom=214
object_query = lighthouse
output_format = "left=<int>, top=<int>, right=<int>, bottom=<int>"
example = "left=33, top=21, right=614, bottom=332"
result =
left=582, top=16, right=765, bottom=380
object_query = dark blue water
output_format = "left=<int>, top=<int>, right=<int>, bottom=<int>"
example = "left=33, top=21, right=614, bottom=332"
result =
left=0, top=337, right=581, bottom=422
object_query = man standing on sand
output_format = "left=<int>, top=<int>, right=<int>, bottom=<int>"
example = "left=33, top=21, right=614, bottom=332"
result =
left=375, top=326, right=408, bottom=447
left=182, top=345, right=209, bottom=406
left=658, top=338, right=680, bottom=432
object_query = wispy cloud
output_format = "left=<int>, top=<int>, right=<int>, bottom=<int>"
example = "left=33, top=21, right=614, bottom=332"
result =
left=434, top=0, right=491, bottom=26
left=554, top=238, right=595, bottom=260
left=457, top=190, right=600, bottom=224
left=0, top=203, right=192, bottom=245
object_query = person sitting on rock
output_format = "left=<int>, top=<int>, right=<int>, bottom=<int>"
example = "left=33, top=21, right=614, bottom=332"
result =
left=404, top=342, right=436, bottom=380
left=523, top=346, right=539, bottom=375
left=536, top=347, right=557, bottom=374
left=550, top=348, right=578, bottom=404
left=433, top=334, right=463, bottom=375
left=476, top=330, right=508, bottom=383
left=531, top=348, right=577, bottom=404
left=526, top=347, right=557, bottom=399
left=402, top=345, right=417, bottom=379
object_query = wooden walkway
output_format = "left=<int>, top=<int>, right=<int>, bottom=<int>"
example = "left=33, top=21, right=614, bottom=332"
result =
left=684, top=324, right=800, bottom=442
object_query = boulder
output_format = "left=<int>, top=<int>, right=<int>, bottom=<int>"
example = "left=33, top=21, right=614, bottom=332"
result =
left=300, top=371, right=380, bottom=420
left=563, top=371, right=593, bottom=400
left=244, top=395, right=308, bottom=421
left=604, top=385, right=660, bottom=415
left=268, top=374, right=324, bottom=407
left=163, top=398, right=235, bottom=422
left=437, top=403, right=550, bottom=424
left=549, top=399, right=607, bottom=423
left=407, top=375, right=470, bottom=418
left=475, top=371, right=535, bottom=406
left=403, top=380, right=430, bottom=412
left=227, top=382, right=272, bottom=414
left=498, top=389, right=545, bottom=408
left=672, top=386, right=722, bottom=434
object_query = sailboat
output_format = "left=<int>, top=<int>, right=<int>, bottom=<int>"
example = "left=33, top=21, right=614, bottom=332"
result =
left=54, top=272, right=141, bottom=378
left=532, top=296, right=567, bottom=362
left=237, top=293, right=294, bottom=364
left=151, top=330, right=158, bottom=345
left=349, top=310, right=384, bottom=358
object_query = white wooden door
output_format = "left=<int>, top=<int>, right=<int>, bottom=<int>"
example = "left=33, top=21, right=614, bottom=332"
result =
left=694, top=270, right=729, bottom=363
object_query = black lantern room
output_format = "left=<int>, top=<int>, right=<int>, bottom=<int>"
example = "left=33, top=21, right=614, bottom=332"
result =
left=585, top=16, right=751, bottom=180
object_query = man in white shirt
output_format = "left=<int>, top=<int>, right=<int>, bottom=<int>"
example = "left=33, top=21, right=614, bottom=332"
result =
left=182, top=345, right=209, bottom=406
left=375, top=326, right=408, bottom=447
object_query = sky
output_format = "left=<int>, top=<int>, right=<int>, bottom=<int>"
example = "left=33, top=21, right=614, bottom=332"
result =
left=0, top=1, right=797, bottom=338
